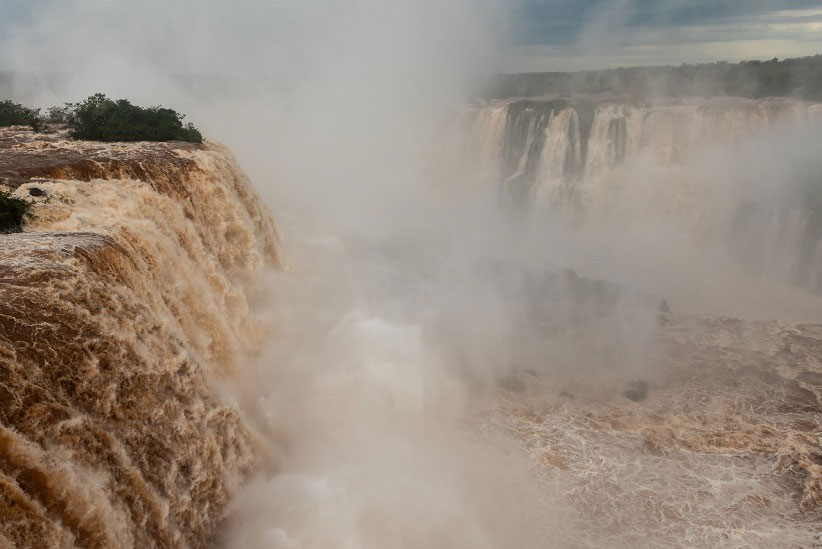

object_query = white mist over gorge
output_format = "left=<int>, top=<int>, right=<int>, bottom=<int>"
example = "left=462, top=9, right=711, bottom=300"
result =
left=1, top=1, right=822, bottom=548
left=449, top=97, right=822, bottom=318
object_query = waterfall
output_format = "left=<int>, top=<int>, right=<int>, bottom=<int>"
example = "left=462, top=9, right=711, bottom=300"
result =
left=452, top=97, right=822, bottom=296
left=0, top=129, right=280, bottom=548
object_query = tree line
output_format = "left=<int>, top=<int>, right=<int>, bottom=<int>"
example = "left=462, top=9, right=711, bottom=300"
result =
left=486, top=54, right=822, bottom=101
left=0, top=93, right=202, bottom=143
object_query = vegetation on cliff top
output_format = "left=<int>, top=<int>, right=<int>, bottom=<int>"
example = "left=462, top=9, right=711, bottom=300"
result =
left=0, top=94, right=202, bottom=143
left=0, top=100, right=42, bottom=131
left=0, top=192, right=33, bottom=233
left=487, top=54, right=822, bottom=100
left=62, top=94, right=203, bottom=143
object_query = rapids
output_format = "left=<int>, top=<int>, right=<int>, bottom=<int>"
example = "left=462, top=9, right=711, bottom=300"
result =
left=0, top=127, right=280, bottom=547
left=1, top=93, right=821, bottom=548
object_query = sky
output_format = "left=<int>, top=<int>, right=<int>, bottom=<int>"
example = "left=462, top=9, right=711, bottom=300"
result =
left=1, top=0, right=822, bottom=73
left=509, top=0, right=822, bottom=71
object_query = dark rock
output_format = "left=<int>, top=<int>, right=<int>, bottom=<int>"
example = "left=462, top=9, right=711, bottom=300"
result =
left=524, top=368, right=539, bottom=378
left=559, top=390, right=574, bottom=399
left=477, top=259, right=671, bottom=319
left=499, top=374, right=526, bottom=393
left=28, top=187, right=45, bottom=197
left=623, top=380, right=649, bottom=402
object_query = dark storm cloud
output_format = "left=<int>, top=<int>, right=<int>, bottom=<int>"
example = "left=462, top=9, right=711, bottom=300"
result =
left=2, top=0, right=821, bottom=74
left=514, top=0, right=599, bottom=45
left=628, top=0, right=822, bottom=26
left=0, top=1, right=32, bottom=34
left=509, top=0, right=822, bottom=70
left=516, top=0, right=822, bottom=45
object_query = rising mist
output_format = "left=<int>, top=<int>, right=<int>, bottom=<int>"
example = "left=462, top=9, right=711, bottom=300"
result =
left=2, top=1, right=822, bottom=547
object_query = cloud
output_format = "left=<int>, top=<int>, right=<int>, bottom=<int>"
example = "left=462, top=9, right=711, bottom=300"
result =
left=509, top=0, right=822, bottom=71
left=0, top=0, right=31, bottom=35
left=4, top=0, right=821, bottom=74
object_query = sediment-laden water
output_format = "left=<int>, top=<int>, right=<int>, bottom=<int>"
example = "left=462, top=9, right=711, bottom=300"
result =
left=2, top=95, right=821, bottom=548
left=0, top=128, right=280, bottom=547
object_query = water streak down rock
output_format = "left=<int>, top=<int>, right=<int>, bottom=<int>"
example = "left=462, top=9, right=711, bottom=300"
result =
left=449, top=97, right=822, bottom=293
left=0, top=127, right=281, bottom=548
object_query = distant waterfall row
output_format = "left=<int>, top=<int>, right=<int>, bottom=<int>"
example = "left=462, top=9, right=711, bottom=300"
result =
left=455, top=98, right=820, bottom=203
left=450, top=97, right=822, bottom=293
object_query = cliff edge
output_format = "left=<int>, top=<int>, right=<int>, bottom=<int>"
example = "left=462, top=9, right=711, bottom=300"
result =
left=0, top=127, right=280, bottom=548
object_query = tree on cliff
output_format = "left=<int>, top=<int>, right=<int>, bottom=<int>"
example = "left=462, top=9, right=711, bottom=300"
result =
left=0, top=192, right=32, bottom=233
left=0, top=100, right=42, bottom=131
left=64, top=94, right=203, bottom=143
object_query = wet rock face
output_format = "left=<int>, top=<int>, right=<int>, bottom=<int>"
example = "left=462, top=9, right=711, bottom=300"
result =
left=0, top=128, right=281, bottom=547
left=623, top=380, right=649, bottom=402
left=499, top=374, right=527, bottom=393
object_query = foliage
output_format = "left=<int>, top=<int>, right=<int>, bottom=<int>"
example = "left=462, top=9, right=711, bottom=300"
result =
left=486, top=54, right=822, bottom=101
left=0, top=100, right=42, bottom=131
left=0, top=192, right=33, bottom=233
left=44, top=105, right=70, bottom=123
left=63, top=94, right=203, bottom=143
left=0, top=95, right=203, bottom=142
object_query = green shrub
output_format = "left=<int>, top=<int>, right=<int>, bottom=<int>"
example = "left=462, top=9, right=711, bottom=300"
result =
left=44, top=105, right=70, bottom=123
left=0, top=100, right=42, bottom=131
left=0, top=192, right=33, bottom=233
left=64, top=94, right=203, bottom=143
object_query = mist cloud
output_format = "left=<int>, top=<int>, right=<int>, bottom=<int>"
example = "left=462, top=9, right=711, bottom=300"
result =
left=4, top=0, right=822, bottom=547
